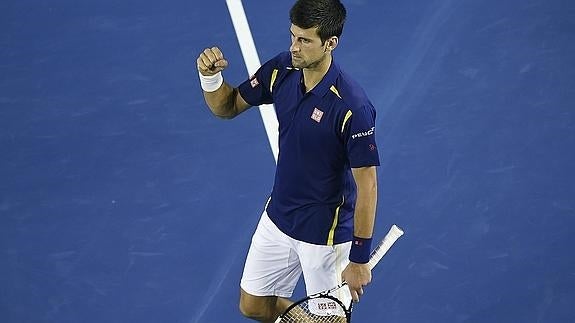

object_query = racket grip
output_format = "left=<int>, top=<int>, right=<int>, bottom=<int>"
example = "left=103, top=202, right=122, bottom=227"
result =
left=367, top=224, right=404, bottom=270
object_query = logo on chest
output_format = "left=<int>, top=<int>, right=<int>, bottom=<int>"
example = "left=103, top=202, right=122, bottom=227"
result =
left=310, top=107, right=324, bottom=123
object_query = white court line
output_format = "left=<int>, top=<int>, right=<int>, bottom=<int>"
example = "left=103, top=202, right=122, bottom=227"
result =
left=226, top=0, right=279, bottom=163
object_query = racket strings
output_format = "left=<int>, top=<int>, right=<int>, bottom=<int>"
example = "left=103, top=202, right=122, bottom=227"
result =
left=278, top=297, right=348, bottom=323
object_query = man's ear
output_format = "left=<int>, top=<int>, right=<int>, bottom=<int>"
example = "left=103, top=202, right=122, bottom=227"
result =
left=324, top=36, right=339, bottom=52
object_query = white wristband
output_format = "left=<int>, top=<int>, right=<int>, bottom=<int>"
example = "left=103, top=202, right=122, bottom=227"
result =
left=199, top=71, right=223, bottom=92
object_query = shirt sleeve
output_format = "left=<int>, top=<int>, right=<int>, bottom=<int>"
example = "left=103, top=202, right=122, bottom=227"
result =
left=343, top=102, right=381, bottom=168
left=238, top=55, right=279, bottom=106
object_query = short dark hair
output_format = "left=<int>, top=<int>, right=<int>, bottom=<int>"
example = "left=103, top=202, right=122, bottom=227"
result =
left=289, top=0, right=347, bottom=43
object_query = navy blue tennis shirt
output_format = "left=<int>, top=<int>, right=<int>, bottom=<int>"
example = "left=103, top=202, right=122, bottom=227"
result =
left=238, top=52, right=380, bottom=246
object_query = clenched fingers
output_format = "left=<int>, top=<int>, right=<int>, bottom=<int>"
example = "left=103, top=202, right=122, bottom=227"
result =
left=347, top=282, right=366, bottom=303
left=341, top=262, right=371, bottom=303
left=197, top=47, right=228, bottom=75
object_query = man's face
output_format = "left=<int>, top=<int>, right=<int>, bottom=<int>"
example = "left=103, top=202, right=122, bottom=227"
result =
left=289, top=24, right=329, bottom=69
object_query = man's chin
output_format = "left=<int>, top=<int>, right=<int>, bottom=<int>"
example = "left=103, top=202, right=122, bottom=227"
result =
left=291, top=57, right=304, bottom=68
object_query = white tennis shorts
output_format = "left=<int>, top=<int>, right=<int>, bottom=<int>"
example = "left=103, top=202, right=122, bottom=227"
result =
left=240, top=210, right=352, bottom=304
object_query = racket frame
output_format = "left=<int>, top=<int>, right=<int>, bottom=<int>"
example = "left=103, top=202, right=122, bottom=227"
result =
left=274, top=224, right=404, bottom=323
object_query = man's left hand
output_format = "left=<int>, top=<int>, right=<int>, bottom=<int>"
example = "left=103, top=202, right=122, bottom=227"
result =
left=341, top=261, right=372, bottom=302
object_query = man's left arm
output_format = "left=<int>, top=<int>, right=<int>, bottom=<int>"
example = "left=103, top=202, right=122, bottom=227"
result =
left=351, top=166, right=378, bottom=238
left=342, top=165, right=378, bottom=302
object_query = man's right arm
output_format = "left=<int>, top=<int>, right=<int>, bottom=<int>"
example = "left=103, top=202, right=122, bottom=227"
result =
left=197, top=47, right=251, bottom=119
left=202, top=82, right=251, bottom=119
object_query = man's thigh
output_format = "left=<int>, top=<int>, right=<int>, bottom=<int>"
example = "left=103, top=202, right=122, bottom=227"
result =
left=240, top=211, right=302, bottom=298
left=298, top=241, right=352, bottom=304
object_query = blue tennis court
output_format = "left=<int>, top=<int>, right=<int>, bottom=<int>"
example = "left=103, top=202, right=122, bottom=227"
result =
left=1, top=0, right=574, bottom=322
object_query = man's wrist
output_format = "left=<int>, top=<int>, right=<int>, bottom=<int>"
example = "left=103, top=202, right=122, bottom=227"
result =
left=349, top=236, right=372, bottom=264
left=199, top=71, right=223, bottom=92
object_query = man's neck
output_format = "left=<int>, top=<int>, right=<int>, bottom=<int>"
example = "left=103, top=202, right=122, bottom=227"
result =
left=302, top=54, right=332, bottom=93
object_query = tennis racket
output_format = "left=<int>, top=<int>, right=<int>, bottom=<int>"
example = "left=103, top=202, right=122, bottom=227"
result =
left=274, top=224, right=405, bottom=323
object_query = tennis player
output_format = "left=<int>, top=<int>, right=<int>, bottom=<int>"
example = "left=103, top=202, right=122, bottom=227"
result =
left=197, top=0, right=380, bottom=321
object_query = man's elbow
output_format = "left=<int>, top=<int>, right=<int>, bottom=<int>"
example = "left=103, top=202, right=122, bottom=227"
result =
left=212, top=109, right=238, bottom=120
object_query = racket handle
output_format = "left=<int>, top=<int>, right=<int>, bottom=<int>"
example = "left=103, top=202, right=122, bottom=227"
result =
left=367, top=224, right=404, bottom=270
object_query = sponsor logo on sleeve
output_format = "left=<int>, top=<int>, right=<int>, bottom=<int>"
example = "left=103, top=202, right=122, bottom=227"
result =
left=351, top=126, right=375, bottom=139
left=250, top=76, right=259, bottom=88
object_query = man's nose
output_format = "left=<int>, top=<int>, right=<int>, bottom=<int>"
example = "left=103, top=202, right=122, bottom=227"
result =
left=290, top=40, right=299, bottom=52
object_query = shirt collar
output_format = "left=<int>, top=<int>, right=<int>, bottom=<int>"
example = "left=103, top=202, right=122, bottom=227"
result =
left=306, top=58, right=341, bottom=98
